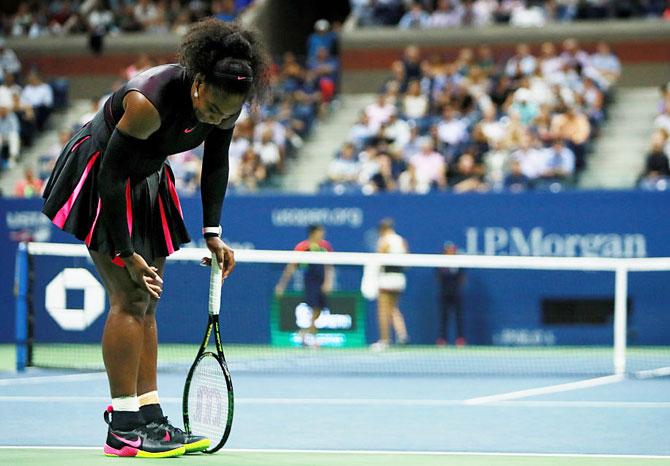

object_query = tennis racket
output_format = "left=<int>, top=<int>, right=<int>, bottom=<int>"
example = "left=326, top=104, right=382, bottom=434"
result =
left=182, top=253, right=234, bottom=454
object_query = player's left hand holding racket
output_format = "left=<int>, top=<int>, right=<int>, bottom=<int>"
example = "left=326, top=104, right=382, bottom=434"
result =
left=182, top=249, right=234, bottom=453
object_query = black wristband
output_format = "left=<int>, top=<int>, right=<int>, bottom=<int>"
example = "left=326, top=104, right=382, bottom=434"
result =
left=203, top=232, right=220, bottom=239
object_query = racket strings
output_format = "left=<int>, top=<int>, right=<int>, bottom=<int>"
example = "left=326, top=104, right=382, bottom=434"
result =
left=186, top=354, right=231, bottom=442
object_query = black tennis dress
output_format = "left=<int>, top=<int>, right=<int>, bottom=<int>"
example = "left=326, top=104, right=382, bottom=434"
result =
left=43, top=64, right=236, bottom=264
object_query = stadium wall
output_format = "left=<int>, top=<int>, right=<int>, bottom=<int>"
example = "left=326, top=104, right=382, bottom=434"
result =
left=1, top=191, right=670, bottom=346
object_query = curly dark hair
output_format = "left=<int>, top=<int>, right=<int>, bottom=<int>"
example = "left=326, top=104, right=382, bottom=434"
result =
left=179, top=19, right=269, bottom=101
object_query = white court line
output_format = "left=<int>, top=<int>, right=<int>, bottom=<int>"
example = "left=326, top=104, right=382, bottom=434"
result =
left=464, top=374, right=624, bottom=405
left=0, top=395, right=668, bottom=409
left=0, top=446, right=668, bottom=459
left=0, top=372, right=106, bottom=386
left=636, top=366, right=670, bottom=379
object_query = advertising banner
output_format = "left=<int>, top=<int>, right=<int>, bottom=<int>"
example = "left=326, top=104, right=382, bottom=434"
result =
left=271, top=292, right=366, bottom=347
left=2, top=190, right=670, bottom=346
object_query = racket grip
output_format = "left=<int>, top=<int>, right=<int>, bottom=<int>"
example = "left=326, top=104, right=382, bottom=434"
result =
left=209, top=252, right=222, bottom=316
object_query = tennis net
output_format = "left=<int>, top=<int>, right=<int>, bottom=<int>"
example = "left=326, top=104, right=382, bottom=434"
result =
left=14, top=242, right=670, bottom=377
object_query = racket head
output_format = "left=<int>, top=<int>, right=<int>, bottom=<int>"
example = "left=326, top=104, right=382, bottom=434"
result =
left=183, top=351, right=234, bottom=453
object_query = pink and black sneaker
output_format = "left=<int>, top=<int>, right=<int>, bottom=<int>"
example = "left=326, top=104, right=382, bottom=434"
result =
left=103, top=406, right=185, bottom=458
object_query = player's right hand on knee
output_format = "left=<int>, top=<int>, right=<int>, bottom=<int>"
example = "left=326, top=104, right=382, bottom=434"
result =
left=123, top=253, right=163, bottom=299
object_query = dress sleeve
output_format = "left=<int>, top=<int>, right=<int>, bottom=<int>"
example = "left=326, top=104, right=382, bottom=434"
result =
left=201, top=127, right=234, bottom=228
left=97, top=129, right=136, bottom=257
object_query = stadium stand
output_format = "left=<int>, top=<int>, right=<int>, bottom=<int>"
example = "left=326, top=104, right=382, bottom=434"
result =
left=320, top=38, right=618, bottom=194
left=350, top=0, right=668, bottom=28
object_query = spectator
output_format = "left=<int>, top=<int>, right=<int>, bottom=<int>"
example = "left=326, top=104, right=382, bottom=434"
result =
left=436, top=106, right=469, bottom=158
left=510, top=87, right=540, bottom=125
left=654, top=102, right=670, bottom=135
left=0, top=79, right=12, bottom=109
left=134, top=0, right=168, bottom=33
left=254, top=114, right=286, bottom=156
left=398, top=162, right=429, bottom=193
left=483, top=139, right=510, bottom=190
left=235, top=148, right=266, bottom=192
left=537, top=139, right=575, bottom=183
left=511, top=132, right=544, bottom=180
left=402, top=79, right=429, bottom=122
left=365, top=93, right=396, bottom=132
left=509, top=2, right=547, bottom=27
left=476, top=45, right=496, bottom=75
left=436, top=241, right=466, bottom=346
left=349, top=112, right=375, bottom=149
left=503, top=158, right=532, bottom=192
left=401, top=124, right=423, bottom=160
left=401, top=45, right=423, bottom=86
left=366, top=152, right=397, bottom=193
left=0, top=38, right=21, bottom=78
left=560, top=38, right=590, bottom=69
left=0, top=104, right=20, bottom=169
left=505, top=43, right=537, bottom=78
left=638, top=130, right=670, bottom=185
left=409, top=139, right=447, bottom=191
left=307, top=19, right=338, bottom=62
left=550, top=104, right=591, bottom=170
left=581, top=77, right=604, bottom=128
left=538, top=42, right=563, bottom=77
left=427, top=0, right=463, bottom=27
left=398, top=2, right=430, bottom=28
left=254, top=127, right=282, bottom=175
left=473, top=105, right=507, bottom=148
left=383, top=112, right=412, bottom=152
left=20, top=70, right=54, bottom=131
left=448, top=152, right=487, bottom=193
left=171, top=8, right=192, bottom=35
left=327, top=142, right=361, bottom=190
left=228, top=125, right=250, bottom=175
left=307, top=47, right=339, bottom=103
left=590, top=42, right=621, bottom=88
left=14, top=167, right=43, bottom=197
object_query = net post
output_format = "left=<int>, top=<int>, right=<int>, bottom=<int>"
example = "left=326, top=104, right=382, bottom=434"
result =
left=613, top=266, right=628, bottom=376
left=14, top=242, right=29, bottom=372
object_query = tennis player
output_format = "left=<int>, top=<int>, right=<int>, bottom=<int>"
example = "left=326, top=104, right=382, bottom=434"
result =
left=42, top=19, right=268, bottom=458
left=371, top=218, right=409, bottom=351
left=275, top=224, right=334, bottom=347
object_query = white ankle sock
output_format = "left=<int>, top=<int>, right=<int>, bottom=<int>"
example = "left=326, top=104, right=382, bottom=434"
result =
left=112, top=395, right=140, bottom=412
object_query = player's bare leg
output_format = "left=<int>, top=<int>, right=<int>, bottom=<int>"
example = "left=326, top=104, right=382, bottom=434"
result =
left=91, top=251, right=184, bottom=458
left=137, top=258, right=165, bottom=398
left=308, top=308, right=321, bottom=347
left=392, top=305, right=409, bottom=344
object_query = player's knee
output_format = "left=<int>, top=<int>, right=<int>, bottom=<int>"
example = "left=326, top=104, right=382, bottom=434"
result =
left=111, top=291, right=150, bottom=319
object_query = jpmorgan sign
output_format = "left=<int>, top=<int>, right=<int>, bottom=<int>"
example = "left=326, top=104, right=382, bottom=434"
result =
left=465, top=227, right=647, bottom=258
left=45, top=268, right=106, bottom=331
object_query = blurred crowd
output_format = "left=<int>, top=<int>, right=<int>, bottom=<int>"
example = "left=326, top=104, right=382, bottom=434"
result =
left=638, top=82, right=670, bottom=190
left=1, top=38, right=70, bottom=199
left=351, top=0, right=670, bottom=28
left=323, top=39, right=620, bottom=195
left=29, top=18, right=340, bottom=197
left=0, top=0, right=254, bottom=38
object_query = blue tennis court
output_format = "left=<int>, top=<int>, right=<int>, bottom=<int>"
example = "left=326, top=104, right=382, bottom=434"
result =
left=1, top=360, right=669, bottom=465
